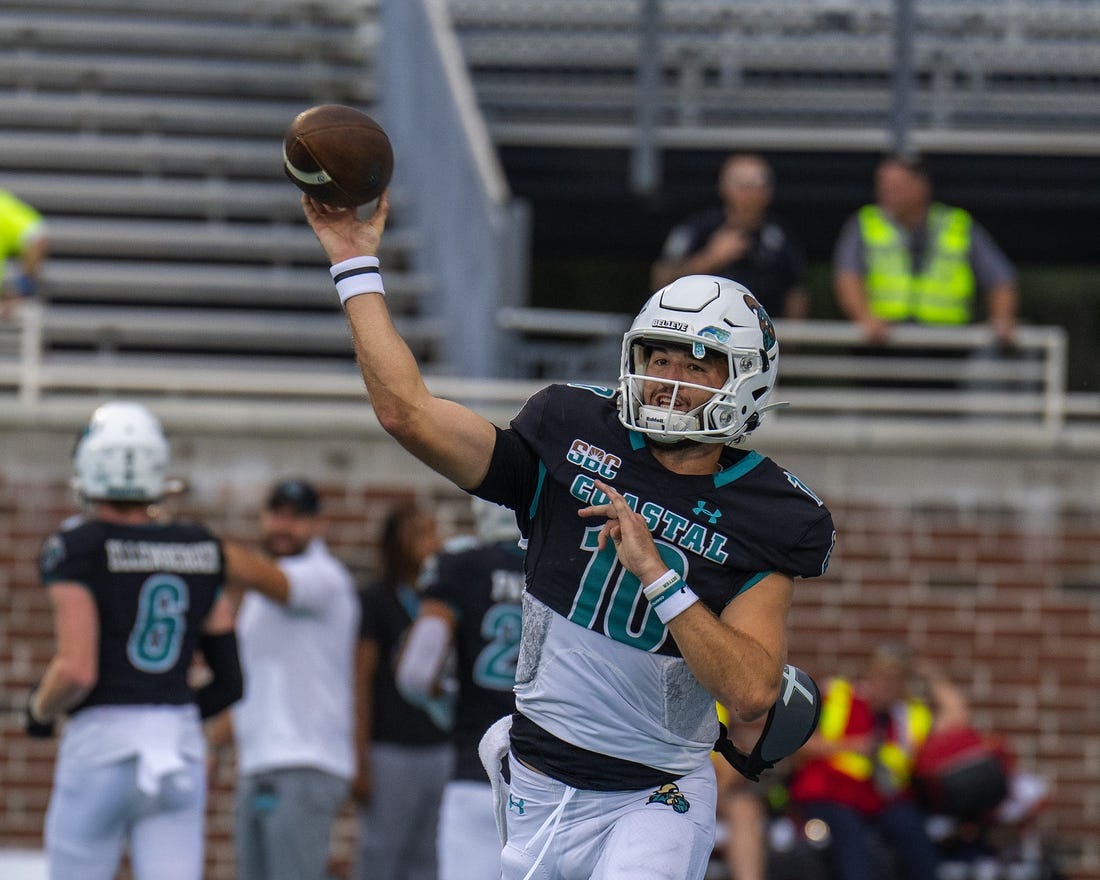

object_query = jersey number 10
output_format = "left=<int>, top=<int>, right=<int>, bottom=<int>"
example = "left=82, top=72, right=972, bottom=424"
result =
left=567, top=526, right=688, bottom=652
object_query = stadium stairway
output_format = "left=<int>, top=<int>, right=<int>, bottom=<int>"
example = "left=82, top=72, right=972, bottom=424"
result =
left=0, top=0, right=442, bottom=372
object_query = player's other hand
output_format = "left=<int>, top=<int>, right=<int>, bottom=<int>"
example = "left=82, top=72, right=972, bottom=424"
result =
left=578, top=480, right=667, bottom=584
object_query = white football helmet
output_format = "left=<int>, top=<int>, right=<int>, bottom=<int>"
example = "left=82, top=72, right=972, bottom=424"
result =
left=471, top=497, right=521, bottom=544
left=73, top=401, right=169, bottom=502
left=618, top=275, right=780, bottom=445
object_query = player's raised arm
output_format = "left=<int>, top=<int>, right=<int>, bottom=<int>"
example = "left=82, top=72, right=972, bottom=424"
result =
left=302, top=193, right=497, bottom=490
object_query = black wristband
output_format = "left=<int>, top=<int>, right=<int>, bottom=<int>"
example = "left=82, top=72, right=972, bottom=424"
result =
left=24, top=689, right=55, bottom=738
left=195, top=631, right=243, bottom=719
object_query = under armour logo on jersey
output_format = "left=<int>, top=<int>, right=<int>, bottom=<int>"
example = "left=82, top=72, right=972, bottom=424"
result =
left=508, top=795, right=526, bottom=815
left=647, top=783, right=690, bottom=814
left=692, top=501, right=722, bottom=524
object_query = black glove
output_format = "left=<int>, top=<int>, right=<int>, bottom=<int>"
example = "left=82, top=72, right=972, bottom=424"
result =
left=24, top=689, right=55, bottom=738
left=715, top=664, right=821, bottom=782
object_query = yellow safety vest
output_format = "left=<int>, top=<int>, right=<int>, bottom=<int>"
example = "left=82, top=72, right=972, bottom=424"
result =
left=818, top=678, right=933, bottom=792
left=858, top=203, right=975, bottom=325
left=0, top=189, right=44, bottom=288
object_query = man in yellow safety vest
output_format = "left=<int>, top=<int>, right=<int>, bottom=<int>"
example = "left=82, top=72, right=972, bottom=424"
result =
left=833, top=154, right=1018, bottom=345
left=0, top=187, right=48, bottom=321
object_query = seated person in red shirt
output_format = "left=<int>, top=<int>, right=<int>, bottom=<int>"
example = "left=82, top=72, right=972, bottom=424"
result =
left=787, top=645, right=941, bottom=880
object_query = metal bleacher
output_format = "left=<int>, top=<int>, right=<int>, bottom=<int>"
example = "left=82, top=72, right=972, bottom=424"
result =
left=0, top=0, right=449, bottom=371
left=448, top=0, right=1100, bottom=154
left=2, top=0, right=1099, bottom=453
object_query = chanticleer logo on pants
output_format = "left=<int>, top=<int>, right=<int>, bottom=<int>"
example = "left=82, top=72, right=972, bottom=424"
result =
left=646, top=783, right=690, bottom=813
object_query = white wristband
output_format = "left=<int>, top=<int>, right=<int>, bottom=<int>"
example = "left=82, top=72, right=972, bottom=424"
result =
left=330, top=256, right=384, bottom=305
left=642, top=568, right=699, bottom=624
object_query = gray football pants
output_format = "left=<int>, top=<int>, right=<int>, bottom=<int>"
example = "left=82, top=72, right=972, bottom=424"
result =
left=353, top=741, right=456, bottom=880
left=235, top=766, right=349, bottom=880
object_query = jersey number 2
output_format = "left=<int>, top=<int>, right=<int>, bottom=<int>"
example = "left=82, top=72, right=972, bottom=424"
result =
left=127, top=574, right=190, bottom=673
left=474, top=604, right=522, bottom=691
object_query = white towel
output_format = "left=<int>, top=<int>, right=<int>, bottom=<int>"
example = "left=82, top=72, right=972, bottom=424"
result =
left=477, top=714, right=514, bottom=848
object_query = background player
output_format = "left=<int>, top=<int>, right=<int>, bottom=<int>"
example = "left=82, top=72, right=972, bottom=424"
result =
left=26, top=400, right=290, bottom=880
left=395, top=497, right=525, bottom=880
left=303, top=192, right=834, bottom=880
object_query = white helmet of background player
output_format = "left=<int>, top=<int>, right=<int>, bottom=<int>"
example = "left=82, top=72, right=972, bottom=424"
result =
left=73, top=401, right=169, bottom=503
left=618, top=275, right=781, bottom=445
left=471, top=497, right=521, bottom=544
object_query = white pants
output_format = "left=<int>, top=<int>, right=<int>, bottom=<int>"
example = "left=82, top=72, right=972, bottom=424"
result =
left=45, top=755, right=205, bottom=880
left=438, top=780, right=502, bottom=880
left=501, top=756, right=717, bottom=880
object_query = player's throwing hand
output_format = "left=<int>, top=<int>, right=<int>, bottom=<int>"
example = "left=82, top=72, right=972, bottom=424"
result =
left=302, top=191, right=390, bottom=265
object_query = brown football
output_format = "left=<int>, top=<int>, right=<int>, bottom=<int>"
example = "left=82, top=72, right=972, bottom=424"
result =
left=282, top=104, right=394, bottom=207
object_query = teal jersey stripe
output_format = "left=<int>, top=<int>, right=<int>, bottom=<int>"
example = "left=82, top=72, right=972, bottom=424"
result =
left=714, top=451, right=764, bottom=487
left=729, top=570, right=774, bottom=604
left=528, top=460, right=548, bottom=520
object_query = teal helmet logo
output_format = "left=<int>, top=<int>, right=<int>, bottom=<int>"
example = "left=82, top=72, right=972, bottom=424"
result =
left=743, top=293, right=776, bottom=352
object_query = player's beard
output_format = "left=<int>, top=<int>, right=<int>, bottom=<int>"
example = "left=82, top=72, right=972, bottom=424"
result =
left=261, top=533, right=308, bottom=558
left=644, top=435, right=702, bottom=452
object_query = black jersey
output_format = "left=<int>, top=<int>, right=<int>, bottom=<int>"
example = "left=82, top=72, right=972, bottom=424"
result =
left=359, top=582, right=453, bottom=747
left=473, top=384, right=835, bottom=784
left=420, top=540, right=525, bottom=781
left=477, top=383, right=835, bottom=658
left=38, top=519, right=225, bottom=714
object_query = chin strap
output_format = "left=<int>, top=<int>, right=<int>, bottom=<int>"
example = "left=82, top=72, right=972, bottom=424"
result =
left=714, top=664, right=822, bottom=782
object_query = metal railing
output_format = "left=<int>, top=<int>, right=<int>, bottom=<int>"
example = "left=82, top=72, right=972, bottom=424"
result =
left=5, top=303, right=1096, bottom=452
left=495, top=306, right=1068, bottom=409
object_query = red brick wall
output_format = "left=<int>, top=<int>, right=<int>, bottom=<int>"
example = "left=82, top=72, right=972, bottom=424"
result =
left=2, top=474, right=1098, bottom=878
left=788, top=499, right=1100, bottom=878
left=0, top=473, right=470, bottom=880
